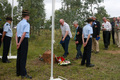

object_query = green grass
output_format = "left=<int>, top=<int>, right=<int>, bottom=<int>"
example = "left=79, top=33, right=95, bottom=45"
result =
left=0, top=30, right=120, bottom=80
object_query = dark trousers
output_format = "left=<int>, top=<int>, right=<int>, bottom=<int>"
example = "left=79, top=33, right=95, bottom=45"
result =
left=61, top=35, right=70, bottom=56
left=81, top=38, right=92, bottom=66
left=108, top=32, right=111, bottom=45
left=76, top=44, right=82, bottom=59
left=103, top=31, right=110, bottom=48
left=112, top=29, right=115, bottom=44
left=0, top=35, right=2, bottom=47
left=16, top=37, right=28, bottom=76
left=2, top=36, right=11, bottom=62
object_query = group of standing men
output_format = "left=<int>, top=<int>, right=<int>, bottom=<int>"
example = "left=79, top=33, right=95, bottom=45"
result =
left=0, top=10, right=32, bottom=79
left=111, top=17, right=120, bottom=48
left=59, top=16, right=120, bottom=67
left=59, top=17, right=101, bottom=67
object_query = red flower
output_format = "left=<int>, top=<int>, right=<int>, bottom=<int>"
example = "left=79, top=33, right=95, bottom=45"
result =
left=116, top=25, right=118, bottom=27
left=57, top=57, right=65, bottom=62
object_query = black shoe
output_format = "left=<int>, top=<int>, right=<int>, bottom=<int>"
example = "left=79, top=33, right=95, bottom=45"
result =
left=103, top=48, right=108, bottom=50
left=63, top=55, right=67, bottom=58
left=81, top=62, right=86, bottom=66
left=79, top=56, right=83, bottom=59
left=73, top=58, right=79, bottom=60
left=95, top=51, right=99, bottom=54
left=81, top=64, right=85, bottom=66
left=2, top=60, right=11, bottom=63
left=67, top=53, right=69, bottom=55
left=16, top=74, right=20, bottom=77
left=21, top=75, right=32, bottom=79
left=86, top=64, right=95, bottom=67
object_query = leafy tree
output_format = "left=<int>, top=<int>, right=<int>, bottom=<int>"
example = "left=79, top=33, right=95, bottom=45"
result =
left=95, top=6, right=110, bottom=22
left=0, top=0, right=12, bottom=27
left=53, top=0, right=109, bottom=31
left=17, top=0, right=46, bottom=35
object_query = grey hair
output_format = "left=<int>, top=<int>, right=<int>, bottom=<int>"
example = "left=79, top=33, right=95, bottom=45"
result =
left=103, top=17, right=107, bottom=20
left=73, top=20, right=78, bottom=25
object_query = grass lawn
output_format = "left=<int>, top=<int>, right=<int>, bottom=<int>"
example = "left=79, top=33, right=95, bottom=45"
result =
left=0, top=30, right=120, bottom=80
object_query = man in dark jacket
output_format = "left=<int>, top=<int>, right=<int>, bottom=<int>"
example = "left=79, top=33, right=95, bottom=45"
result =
left=91, top=17, right=101, bottom=54
left=111, top=17, right=116, bottom=44
left=73, top=21, right=83, bottom=59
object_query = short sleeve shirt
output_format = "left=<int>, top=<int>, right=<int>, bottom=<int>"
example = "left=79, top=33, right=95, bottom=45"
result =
left=17, top=19, right=30, bottom=38
left=3, top=22, right=13, bottom=37
left=83, top=24, right=93, bottom=38
left=60, top=22, right=72, bottom=38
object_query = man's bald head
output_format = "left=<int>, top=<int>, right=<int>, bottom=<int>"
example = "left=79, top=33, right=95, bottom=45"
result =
left=103, top=17, right=107, bottom=22
left=59, top=19, right=64, bottom=26
left=117, top=17, right=120, bottom=21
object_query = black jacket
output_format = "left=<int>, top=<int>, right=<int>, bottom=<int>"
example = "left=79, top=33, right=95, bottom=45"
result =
left=92, top=20, right=101, bottom=38
left=0, top=28, right=3, bottom=34
left=75, top=26, right=82, bottom=44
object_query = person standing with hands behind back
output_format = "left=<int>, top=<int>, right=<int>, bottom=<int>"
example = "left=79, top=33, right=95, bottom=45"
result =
left=81, top=18, right=95, bottom=67
left=1, top=17, right=13, bottom=63
left=16, top=10, right=32, bottom=79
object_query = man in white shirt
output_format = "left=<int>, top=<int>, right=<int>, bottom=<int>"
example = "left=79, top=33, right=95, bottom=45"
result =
left=60, top=19, right=72, bottom=58
left=101, top=17, right=112, bottom=50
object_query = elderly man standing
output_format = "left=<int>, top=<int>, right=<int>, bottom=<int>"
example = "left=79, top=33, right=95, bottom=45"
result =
left=91, top=17, right=100, bottom=54
left=73, top=21, right=83, bottom=60
left=115, top=17, right=120, bottom=47
left=60, top=19, right=72, bottom=58
left=101, top=17, right=112, bottom=50
left=111, top=17, right=116, bottom=44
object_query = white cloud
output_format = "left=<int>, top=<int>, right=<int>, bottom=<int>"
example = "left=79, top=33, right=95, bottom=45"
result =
left=102, top=0, right=120, bottom=17
left=44, top=0, right=62, bottom=19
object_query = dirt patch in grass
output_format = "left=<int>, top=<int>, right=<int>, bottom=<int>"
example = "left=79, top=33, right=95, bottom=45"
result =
left=105, top=50, right=120, bottom=54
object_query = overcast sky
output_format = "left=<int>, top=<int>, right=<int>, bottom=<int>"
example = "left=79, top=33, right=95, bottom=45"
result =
left=8, top=0, right=120, bottom=19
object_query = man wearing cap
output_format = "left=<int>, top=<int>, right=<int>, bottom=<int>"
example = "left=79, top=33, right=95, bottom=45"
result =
left=101, top=17, right=112, bottom=50
left=59, top=19, right=72, bottom=58
left=73, top=21, right=83, bottom=60
left=91, top=17, right=101, bottom=54
left=114, top=17, right=120, bottom=47
left=1, top=17, right=13, bottom=63
left=111, top=17, right=116, bottom=44
left=16, top=10, right=32, bottom=79
left=0, top=19, right=3, bottom=47
left=81, top=18, right=94, bottom=67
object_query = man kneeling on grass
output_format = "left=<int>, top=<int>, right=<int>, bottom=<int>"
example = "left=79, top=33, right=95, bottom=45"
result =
left=81, top=18, right=95, bottom=67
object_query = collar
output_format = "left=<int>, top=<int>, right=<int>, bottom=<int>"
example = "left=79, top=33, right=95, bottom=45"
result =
left=23, top=18, right=27, bottom=22
left=87, top=23, right=91, bottom=26
left=6, top=22, right=10, bottom=26
left=76, top=26, right=79, bottom=29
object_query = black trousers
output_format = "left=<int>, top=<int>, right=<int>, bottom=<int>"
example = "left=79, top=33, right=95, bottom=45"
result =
left=2, top=36, right=11, bottom=62
left=16, top=37, right=28, bottom=76
left=103, top=31, right=110, bottom=48
left=0, top=35, right=2, bottom=47
left=112, top=29, right=115, bottom=44
left=81, top=38, right=92, bottom=66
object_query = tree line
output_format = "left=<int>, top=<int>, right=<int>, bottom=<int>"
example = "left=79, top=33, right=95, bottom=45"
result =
left=0, top=0, right=110, bottom=35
